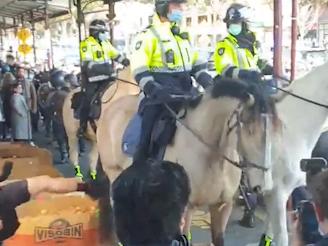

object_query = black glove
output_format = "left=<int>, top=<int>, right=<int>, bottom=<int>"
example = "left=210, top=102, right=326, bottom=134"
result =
left=143, top=81, right=169, bottom=99
left=0, top=161, right=13, bottom=182
left=82, top=175, right=110, bottom=200
left=239, top=70, right=263, bottom=83
left=122, top=58, right=130, bottom=67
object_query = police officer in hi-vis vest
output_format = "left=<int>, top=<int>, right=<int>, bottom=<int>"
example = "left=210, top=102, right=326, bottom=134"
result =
left=79, top=19, right=130, bottom=137
left=130, top=0, right=213, bottom=162
left=213, top=3, right=273, bottom=83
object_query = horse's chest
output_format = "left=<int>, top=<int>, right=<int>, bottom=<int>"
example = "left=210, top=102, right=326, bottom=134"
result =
left=187, top=163, right=239, bottom=206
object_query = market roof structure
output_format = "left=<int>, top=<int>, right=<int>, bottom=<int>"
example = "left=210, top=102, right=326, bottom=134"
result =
left=0, top=0, right=70, bottom=29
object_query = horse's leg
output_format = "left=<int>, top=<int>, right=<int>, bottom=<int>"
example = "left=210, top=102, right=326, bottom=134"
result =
left=97, top=159, right=118, bottom=246
left=67, top=133, right=82, bottom=177
left=209, top=202, right=233, bottom=246
left=182, top=207, right=194, bottom=242
left=264, top=190, right=289, bottom=246
left=89, top=140, right=99, bottom=180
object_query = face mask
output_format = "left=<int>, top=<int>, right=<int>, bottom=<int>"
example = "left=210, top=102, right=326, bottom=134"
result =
left=98, top=31, right=109, bottom=42
left=167, top=9, right=183, bottom=23
left=228, top=24, right=242, bottom=36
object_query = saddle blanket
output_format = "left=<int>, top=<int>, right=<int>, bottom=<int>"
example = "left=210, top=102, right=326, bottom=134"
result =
left=122, top=112, right=177, bottom=158
left=122, top=114, right=142, bottom=157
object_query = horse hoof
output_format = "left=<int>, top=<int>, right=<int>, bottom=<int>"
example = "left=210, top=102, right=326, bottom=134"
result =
left=213, top=233, right=224, bottom=246
left=75, top=172, right=84, bottom=178
left=90, top=172, right=97, bottom=180
left=74, top=168, right=84, bottom=178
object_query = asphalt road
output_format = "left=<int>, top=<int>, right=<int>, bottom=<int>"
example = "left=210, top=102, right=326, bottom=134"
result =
left=34, top=128, right=265, bottom=246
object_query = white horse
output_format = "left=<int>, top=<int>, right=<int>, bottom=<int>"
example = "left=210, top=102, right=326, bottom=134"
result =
left=237, top=62, right=328, bottom=245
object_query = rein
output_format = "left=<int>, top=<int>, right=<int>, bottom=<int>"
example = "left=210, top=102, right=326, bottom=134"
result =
left=271, top=76, right=328, bottom=109
left=163, top=103, right=269, bottom=172
left=114, top=77, right=139, bottom=87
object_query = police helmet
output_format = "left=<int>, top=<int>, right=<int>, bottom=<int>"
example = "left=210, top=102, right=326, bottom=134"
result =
left=155, top=0, right=187, bottom=18
left=223, top=3, right=249, bottom=24
left=64, top=73, right=79, bottom=88
left=1, top=64, right=10, bottom=74
left=89, top=19, right=107, bottom=37
left=50, top=70, right=66, bottom=88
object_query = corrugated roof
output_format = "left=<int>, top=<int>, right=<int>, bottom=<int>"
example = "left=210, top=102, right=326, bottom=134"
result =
left=0, top=0, right=69, bottom=29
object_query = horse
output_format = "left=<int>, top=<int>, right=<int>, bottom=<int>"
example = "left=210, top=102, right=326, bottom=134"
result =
left=62, top=67, right=139, bottom=179
left=227, top=61, right=328, bottom=246
left=95, top=78, right=264, bottom=245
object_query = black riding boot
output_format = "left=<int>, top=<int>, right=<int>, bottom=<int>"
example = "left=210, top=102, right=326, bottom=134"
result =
left=133, top=104, right=160, bottom=164
left=77, top=121, right=87, bottom=138
left=77, top=107, right=88, bottom=137
left=239, top=208, right=255, bottom=228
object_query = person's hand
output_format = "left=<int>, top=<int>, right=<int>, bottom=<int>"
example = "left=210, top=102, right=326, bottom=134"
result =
left=290, top=211, right=305, bottom=246
left=0, top=161, right=13, bottom=182
left=122, top=58, right=130, bottom=67
left=143, top=81, right=170, bottom=100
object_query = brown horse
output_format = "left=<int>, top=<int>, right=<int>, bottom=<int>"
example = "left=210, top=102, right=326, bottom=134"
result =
left=62, top=67, right=139, bottom=178
left=96, top=78, right=265, bottom=245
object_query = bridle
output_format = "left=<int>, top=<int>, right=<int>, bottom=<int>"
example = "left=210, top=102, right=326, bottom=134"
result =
left=164, top=101, right=269, bottom=172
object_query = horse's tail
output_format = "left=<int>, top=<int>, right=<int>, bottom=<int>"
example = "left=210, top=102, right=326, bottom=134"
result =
left=96, top=158, right=117, bottom=244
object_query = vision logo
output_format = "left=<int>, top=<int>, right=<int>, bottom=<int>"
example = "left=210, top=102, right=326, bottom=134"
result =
left=35, top=219, right=83, bottom=243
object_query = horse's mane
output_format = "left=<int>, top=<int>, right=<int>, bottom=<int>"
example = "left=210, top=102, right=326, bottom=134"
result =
left=210, top=77, right=280, bottom=129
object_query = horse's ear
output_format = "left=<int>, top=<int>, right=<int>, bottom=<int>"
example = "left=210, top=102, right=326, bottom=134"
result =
left=245, top=93, right=255, bottom=107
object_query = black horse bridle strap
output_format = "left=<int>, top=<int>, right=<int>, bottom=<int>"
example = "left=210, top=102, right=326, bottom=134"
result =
left=163, top=103, right=268, bottom=172
left=270, top=77, right=328, bottom=109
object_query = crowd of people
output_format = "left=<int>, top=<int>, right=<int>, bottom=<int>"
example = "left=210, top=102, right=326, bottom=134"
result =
left=0, top=54, right=37, bottom=144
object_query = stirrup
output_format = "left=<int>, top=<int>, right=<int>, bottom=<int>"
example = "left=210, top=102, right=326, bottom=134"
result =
left=90, top=170, right=97, bottom=180
left=258, top=234, right=273, bottom=246
left=74, top=165, right=83, bottom=178
left=77, top=126, right=86, bottom=137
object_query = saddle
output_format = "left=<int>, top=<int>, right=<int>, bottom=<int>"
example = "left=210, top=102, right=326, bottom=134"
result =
left=122, top=110, right=177, bottom=159
left=71, top=81, right=117, bottom=120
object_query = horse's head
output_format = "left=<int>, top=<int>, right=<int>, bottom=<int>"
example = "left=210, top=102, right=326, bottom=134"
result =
left=236, top=86, right=280, bottom=193
left=210, top=77, right=280, bottom=193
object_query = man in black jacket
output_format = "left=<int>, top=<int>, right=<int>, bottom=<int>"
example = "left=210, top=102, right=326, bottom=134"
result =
left=113, top=159, right=191, bottom=246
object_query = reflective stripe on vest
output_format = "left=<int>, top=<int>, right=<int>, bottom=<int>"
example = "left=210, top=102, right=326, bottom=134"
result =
left=225, top=38, right=249, bottom=69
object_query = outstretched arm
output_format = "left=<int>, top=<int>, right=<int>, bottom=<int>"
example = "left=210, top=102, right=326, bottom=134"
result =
left=0, top=174, right=109, bottom=208
left=26, top=176, right=82, bottom=198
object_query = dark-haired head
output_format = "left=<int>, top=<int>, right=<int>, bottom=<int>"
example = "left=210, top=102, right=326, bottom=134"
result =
left=113, top=159, right=190, bottom=246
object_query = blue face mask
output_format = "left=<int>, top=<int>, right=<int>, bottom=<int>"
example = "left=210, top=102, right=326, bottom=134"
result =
left=98, top=31, right=109, bottom=42
left=167, top=9, right=183, bottom=23
left=228, top=24, right=242, bottom=36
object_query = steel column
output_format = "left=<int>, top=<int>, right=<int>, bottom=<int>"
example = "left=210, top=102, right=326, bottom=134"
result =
left=290, top=0, right=297, bottom=81
left=273, top=0, right=283, bottom=77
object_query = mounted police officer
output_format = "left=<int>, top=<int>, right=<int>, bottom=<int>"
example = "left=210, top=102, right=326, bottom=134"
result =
left=214, top=3, right=274, bottom=229
left=213, top=3, right=273, bottom=82
left=131, top=0, right=213, bottom=162
left=78, top=19, right=130, bottom=137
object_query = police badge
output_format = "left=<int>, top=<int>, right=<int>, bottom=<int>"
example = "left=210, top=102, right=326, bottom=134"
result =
left=135, top=41, right=142, bottom=50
